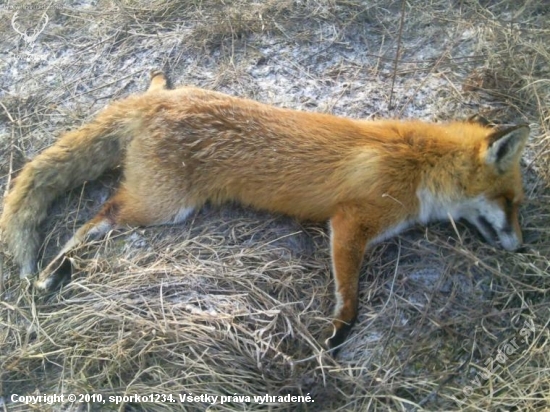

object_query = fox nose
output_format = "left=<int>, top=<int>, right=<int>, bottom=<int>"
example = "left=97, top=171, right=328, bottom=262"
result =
left=498, top=234, right=521, bottom=251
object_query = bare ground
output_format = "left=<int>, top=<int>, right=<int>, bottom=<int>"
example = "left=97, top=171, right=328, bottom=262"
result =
left=0, top=1, right=549, bottom=411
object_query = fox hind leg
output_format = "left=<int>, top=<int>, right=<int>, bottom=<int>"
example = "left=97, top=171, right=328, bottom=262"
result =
left=34, top=186, right=195, bottom=291
left=147, top=69, right=171, bottom=92
left=34, top=191, right=123, bottom=291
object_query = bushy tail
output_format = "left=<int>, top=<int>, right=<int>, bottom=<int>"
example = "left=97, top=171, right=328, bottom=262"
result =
left=0, top=110, right=131, bottom=277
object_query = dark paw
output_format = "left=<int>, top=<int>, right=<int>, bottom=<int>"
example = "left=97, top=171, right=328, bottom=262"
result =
left=149, top=69, right=173, bottom=89
left=325, top=319, right=356, bottom=356
left=34, top=256, right=72, bottom=292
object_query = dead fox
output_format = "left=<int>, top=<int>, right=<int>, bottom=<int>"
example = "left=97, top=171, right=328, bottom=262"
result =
left=0, top=71, right=529, bottom=349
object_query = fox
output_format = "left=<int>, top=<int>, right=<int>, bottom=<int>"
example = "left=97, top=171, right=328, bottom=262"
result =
left=0, top=70, right=529, bottom=350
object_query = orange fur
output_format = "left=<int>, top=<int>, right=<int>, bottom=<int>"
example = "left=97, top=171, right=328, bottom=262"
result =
left=0, top=72, right=529, bottom=351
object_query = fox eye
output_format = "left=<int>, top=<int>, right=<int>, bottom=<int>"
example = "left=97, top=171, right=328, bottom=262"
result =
left=504, top=197, right=513, bottom=212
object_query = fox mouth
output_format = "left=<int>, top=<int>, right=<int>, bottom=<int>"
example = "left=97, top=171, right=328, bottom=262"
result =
left=473, top=216, right=520, bottom=251
left=476, top=215, right=499, bottom=246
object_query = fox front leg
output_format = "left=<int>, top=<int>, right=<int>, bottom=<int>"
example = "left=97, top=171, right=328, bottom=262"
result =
left=326, top=204, right=373, bottom=352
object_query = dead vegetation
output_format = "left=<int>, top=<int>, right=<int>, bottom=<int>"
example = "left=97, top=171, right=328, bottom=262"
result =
left=0, top=0, right=549, bottom=411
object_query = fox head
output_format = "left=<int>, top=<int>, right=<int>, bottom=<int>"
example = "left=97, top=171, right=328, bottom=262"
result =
left=418, top=117, right=529, bottom=251
left=456, top=117, right=529, bottom=250
left=463, top=122, right=529, bottom=250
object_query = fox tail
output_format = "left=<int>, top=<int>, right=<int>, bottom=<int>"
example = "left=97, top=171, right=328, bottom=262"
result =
left=1, top=71, right=172, bottom=278
left=0, top=109, right=131, bottom=278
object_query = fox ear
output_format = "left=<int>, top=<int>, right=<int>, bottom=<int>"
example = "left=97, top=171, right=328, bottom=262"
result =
left=485, top=125, right=529, bottom=173
left=467, top=114, right=491, bottom=127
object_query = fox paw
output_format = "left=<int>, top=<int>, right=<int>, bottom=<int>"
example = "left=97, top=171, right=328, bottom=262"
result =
left=34, top=256, right=72, bottom=292
left=324, top=319, right=356, bottom=356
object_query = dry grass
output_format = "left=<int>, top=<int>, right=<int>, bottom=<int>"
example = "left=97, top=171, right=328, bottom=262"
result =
left=1, top=0, right=549, bottom=411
